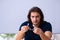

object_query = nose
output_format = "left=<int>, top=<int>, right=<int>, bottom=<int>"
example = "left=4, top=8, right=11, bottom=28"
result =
left=34, top=17, right=37, bottom=21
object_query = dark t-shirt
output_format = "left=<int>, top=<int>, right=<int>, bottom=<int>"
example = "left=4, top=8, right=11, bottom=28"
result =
left=19, top=21, right=52, bottom=40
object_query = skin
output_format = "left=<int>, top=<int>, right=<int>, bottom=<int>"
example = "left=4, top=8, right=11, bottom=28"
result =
left=30, top=12, right=41, bottom=27
left=16, top=12, right=52, bottom=40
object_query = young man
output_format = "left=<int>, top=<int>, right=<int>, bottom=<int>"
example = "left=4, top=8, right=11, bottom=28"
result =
left=16, top=7, right=52, bottom=40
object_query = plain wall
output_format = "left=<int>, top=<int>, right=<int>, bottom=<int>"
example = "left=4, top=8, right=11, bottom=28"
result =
left=0, top=0, right=60, bottom=33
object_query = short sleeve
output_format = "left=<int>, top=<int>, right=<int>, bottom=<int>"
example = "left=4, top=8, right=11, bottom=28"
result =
left=44, top=22, right=52, bottom=32
left=19, top=21, right=29, bottom=31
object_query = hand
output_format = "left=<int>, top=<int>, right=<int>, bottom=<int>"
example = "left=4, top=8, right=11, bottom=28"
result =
left=21, top=26, right=29, bottom=33
left=33, top=27, right=42, bottom=35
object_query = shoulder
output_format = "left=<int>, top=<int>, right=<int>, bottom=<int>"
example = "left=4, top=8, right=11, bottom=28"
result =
left=43, top=21, right=52, bottom=26
left=19, top=21, right=29, bottom=31
left=41, top=21, right=52, bottom=29
left=43, top=21, right=52, bottom=32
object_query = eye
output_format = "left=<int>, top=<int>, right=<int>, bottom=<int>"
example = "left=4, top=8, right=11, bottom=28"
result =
left=36, top=16, right=39, bottom=18
left=32, top=16, right=34, bottom=18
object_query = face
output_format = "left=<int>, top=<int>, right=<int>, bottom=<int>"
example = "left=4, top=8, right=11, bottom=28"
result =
left=30, top=12, right=41, bottom=25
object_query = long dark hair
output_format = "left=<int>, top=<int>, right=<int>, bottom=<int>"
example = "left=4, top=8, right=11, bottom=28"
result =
left=27, top=7, right=44, bottom=24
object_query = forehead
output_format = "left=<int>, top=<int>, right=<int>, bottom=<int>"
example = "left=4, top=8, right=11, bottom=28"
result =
left=30, top=12, right=40, bottom=16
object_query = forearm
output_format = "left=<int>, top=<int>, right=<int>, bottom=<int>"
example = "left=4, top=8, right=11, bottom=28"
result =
left=16, top=31, right=25, bottom=40
left=39, top=31, right=51, bottom=40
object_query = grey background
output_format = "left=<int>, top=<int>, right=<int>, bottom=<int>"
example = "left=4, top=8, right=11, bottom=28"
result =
left=0, top=0, right=60, bottom=33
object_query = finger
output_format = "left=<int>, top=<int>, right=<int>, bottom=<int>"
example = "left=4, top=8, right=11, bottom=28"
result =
left=27, top=23, right=33, bottom=30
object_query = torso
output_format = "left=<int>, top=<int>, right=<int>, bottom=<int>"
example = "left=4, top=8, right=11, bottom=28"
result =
left=19, top=21, right=52, bottom=40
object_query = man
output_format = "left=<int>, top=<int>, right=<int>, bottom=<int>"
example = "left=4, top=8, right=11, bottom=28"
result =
left=16, top=7, right=52, bottom=40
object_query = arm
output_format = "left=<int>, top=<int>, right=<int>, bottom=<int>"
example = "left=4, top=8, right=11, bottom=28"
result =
left=33, top=27, right=52, bottom=40
left=16, top=26, right=29, bottom=40
left=39, top=30, right=52, bottom=40
left=16, top=31, right=25, bottom=40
